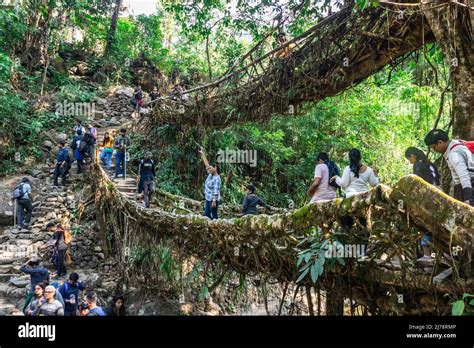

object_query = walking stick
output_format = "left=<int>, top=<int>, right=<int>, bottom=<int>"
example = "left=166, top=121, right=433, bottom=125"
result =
left=13, top=199, right=17, bottom=228
left=135, top=162, right=141, bottom=201
left=124, top=145, right=127, bottom=180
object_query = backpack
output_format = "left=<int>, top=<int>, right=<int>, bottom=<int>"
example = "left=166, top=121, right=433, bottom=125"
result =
left=450, top=140, right=474, bottom=154
left=450, top=140, right=474, bottom=172
left=12, top=183, right=26, bottom=199
left=79, top=139, right=88, bottom=153
left=325, top=160, right=340, bottom=189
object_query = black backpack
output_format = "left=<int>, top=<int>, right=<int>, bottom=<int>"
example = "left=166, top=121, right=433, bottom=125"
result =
left=79, top=139, right=88, bottom=154
left=325, top=160, right=340, bottom=189
left=12, top=183, right=26, bottom=199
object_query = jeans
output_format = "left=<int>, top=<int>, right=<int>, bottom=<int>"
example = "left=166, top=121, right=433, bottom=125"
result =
left=17, top=198, right=32, bottom=226
left=204, top=200, right=219, bottom=220
left=115, top=152, right=125, bottom=177
left=88, top=144, right=95, bottom=160
left=53, top=163, right=68, bottom=186
left=76, top=159, right=82, bottom=174
left=100, top=150, right=113, bottom=170
left=143, top=179, right=156, bottom=208
left=56, top=249, right=67, bottom=277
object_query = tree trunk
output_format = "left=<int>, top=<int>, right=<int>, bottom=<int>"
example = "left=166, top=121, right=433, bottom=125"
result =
left=105, top=0, right=122, bottom=56
left=422, top=0, right=474, bottom=140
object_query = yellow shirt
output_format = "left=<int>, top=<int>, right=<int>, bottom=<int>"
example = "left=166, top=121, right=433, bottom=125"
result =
left=102, top=136, right=114, bottom=149
left=276, top=42, right=296, bottom=59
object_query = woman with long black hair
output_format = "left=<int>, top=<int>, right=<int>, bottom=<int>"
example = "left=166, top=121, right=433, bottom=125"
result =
left=330, top=148, right=379, bottom=230
left=330, top=148, right=379, bottom=197
left=404, top=147, right=440, bottom=186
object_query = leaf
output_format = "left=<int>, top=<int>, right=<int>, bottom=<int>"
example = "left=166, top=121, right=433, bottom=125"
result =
left=462, top=293, right=474, bottom=299
left=296, top=267, right=310, bottom=283
left=469, top=299, right=474, bottom=306
left=310, top=263, right=318, bottom=283
left=337, top=258, right=345, bottom=266
left=452, top=300, right=465, bottom=316
left=297, top=254, right=305, bottom=267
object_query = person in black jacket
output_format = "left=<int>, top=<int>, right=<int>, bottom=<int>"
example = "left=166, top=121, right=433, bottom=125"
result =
left=105, top=294, right=126, bottom=316
left=405, top=147, right=440, bottom=262
left=242, top=184, right=271, bottom=215
left=405, top=147, right=441, bottom=186
left=137, top=151, right=156, bottom=208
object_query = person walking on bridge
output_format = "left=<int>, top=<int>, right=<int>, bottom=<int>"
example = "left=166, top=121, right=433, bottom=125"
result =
left=100, top=131, right=115, bottom=173
left=199, top=147, right=221, bottom=220
left=137, top=151, right=156, bottom=208
left=424, top=129, right=474, bottom=206
left=114, top=128, right=130, bottom=179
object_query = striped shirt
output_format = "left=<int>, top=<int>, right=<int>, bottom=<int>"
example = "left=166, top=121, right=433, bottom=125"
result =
left=204, top=174, right=221, bottom=201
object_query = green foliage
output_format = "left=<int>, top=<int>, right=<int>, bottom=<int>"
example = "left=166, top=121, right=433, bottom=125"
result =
left=296, top=227, right=345, bottom=283
left=451, top=293, right=474, bottom=316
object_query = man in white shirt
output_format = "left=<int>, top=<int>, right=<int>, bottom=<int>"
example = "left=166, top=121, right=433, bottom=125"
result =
left=424, top=129, right=474, bottom=206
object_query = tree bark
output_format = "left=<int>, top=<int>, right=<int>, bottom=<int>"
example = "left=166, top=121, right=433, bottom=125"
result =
left=422, top=0, right=474, bottom=140
left=105, top=0, right=123, bottom=56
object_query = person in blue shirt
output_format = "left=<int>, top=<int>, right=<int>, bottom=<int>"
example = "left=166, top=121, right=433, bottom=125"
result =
left=20, top=258, right=50, bottom=313
left=198, top=147, right=221, bottom=220
left=58, top=272, right=86, bottom=316
left=82, top=291, right=106, bottom=316
left=53, top=140, right=71, bottom=186
left=15, top=177, right=33, bottom=228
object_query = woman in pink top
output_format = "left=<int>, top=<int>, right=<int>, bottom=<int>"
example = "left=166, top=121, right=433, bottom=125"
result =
left=309, top=152, right=337, bottom=203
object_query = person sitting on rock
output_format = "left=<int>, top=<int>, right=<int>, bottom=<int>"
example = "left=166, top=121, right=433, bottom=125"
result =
left=14, top=177, right=33, bottom=228
left=424, top=129, right=474, bottom=206
left=71, top=130, right=85, bottom=174
left=137, top=151, right=156, bottom=208
left=20, top=258, right=50, bottom=313
left=105, top=294, right=126, bottom=316
left=100, top=131, right=115, bottom=173
left=52, top=140, right=71, bottom=187
left=32, top=285, right=64, bottom=316
left=58, top=272, right=86, bottom=316
left=114, top=128, right=130, bottom=179
left=242, top=184, right=271, bottom=215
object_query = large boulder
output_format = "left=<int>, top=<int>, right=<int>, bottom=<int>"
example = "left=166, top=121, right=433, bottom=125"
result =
left=114, top=87, right=134, bottom=98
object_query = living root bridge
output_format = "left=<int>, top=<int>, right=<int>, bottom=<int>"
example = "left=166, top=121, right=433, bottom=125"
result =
left=91, top=160, right=473, bottom=295
left=147, top=2, right=436, bottom=129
